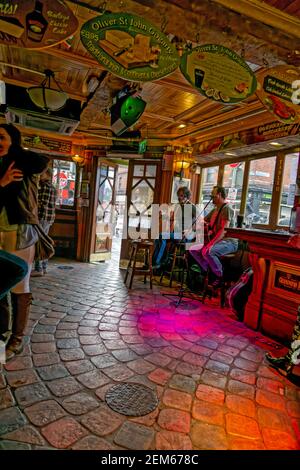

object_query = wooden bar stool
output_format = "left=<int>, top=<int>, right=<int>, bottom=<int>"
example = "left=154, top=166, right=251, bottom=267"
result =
left=124, top=240, right=154, bottom=289
left=202, top=253, right=237, bottom=307
left=160, top=241, right=188, bottom=287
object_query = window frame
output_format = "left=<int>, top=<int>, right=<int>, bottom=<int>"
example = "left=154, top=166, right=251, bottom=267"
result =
left=198, top=147, right=300, bottom=231
left=49, top=156, right=80, bottom=210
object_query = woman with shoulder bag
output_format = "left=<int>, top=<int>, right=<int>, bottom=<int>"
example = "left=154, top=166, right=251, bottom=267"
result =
left=0, top=123, right=52, bottom=360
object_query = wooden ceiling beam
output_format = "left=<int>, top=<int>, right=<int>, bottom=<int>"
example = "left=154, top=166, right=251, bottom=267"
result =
left=213, top=0, right=300, bottom=38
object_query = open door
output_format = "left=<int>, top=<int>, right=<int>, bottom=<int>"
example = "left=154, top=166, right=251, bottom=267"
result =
left=90, top=159, right=117, bottom=262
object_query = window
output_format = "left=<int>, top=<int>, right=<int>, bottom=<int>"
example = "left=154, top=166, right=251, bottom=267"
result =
left=200, top=149, right=299, bottom=231
left=279, top=153, right=299, bottom=226
left=223, top=162, right=245, bottom=218
left=246, top=156, right=276, bottom=225
left=200, top=166, right=219, bottom=214
left=52, top=159, right=77, bottom=208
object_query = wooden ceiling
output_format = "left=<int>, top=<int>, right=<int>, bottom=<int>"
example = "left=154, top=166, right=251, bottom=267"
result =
left=0, top=0, right=299, bottom=157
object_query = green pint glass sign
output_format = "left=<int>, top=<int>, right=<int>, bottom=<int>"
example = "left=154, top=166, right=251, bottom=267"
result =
left=180, top=44, right=257, bottom=103
left=80, top=13, right=179, bottom=82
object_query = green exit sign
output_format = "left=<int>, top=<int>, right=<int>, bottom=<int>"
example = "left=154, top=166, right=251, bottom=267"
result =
left=138, top=139, right=147, bottom=154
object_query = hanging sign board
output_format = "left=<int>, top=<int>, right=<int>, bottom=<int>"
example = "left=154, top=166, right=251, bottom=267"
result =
left=256, top=66, right=300, bottom=124
left=80, top=13, right=179, bottom=82
left=180, top=44, right=257, bottom=103
left=0, top=0, right=78, bottom=49
left=22, top=134, right=72, bottom=154
left=198, top=121, right=300, bottom=155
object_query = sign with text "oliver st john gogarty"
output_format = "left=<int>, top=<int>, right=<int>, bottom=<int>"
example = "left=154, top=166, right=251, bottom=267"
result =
left=80, top=13, right=179, bottom=82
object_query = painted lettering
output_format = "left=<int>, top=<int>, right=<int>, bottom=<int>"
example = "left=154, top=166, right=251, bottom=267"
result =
left=0, top=3, right=18, bottom=14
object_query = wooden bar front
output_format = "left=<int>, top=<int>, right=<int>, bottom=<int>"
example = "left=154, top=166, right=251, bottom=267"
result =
left=226, top=228, right=300, bottom=343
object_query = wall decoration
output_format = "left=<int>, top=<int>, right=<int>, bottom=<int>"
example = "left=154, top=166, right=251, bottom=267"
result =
left=198, top=121, right=300, bottom=155
left=180, top=44, right=257, bottom=103
left=256, top=66, right=300, bottom=124
left=80, top=13, right=179, bottom=82
left=0, top=0, right=78, bottom=49
left=22, top=134, right=72, bottom=153
left=171, top=177, right=191, bottom=203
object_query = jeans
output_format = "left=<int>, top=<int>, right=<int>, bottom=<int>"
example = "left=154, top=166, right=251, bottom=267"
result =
left=0, top=250, right=28, bottom=300
left=189, top=238, right=239, bottom=278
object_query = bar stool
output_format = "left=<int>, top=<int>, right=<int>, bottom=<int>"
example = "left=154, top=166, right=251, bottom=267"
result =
left=124, top=240, right=154, bottom=289
left=202, top=253, right=236, bottom=307
left=160, top=241, right=188, bottom=287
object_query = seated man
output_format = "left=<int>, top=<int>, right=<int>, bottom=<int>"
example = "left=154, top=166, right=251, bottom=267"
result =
left=189, top=186, right=238, bottom=287
left=153, top=186, right=197, bottom=268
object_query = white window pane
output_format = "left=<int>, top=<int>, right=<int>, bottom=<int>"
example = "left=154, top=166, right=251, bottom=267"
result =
left=279, top=153, right=299, bottom=226
left=52, top=159, right=76, bottom=207
left=246, top=157, right=276, bottom=225
left=199, top=166, right=218, bottom=214
left=223, top=162, right=245, bottom=219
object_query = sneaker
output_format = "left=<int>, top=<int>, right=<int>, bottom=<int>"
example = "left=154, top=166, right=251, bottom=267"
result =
left=31, top=270, right=44, bottom=277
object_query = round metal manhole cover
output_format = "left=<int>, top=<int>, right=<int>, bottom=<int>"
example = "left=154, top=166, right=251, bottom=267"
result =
left=105, top=383, right=158, bottom=416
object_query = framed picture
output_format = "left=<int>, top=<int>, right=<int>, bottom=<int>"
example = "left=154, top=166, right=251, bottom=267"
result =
left=171, top=177, right=191, bottom=203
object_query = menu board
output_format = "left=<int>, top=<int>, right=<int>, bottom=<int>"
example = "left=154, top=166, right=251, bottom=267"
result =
left=0, top=0, right=78, bottom=49
left=80, top=13, right=179, bottom=82
left=256, top=66, right=300, bottom=124
left=22, top=134, right=72, bottom=154
left=180, top=44, right=257, bottom=103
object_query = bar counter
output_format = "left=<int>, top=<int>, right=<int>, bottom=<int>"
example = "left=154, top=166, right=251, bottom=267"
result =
left=226, top=228, right=300, bottom=343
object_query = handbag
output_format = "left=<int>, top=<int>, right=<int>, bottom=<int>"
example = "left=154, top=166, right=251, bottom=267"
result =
left=34, top=224, right=55, bottom=261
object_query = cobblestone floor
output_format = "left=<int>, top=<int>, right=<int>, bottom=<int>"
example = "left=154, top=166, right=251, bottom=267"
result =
left=0, top=253, right=299, bottom=450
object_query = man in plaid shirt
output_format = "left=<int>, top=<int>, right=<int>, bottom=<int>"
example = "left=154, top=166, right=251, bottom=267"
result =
left=31, top=167, right=56, bottom=276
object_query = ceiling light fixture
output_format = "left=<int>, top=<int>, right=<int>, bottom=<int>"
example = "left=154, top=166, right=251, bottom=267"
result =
left=225, top=152, right=237, bottom=156
left=178, top=123, right=186, bottom=128
left=27, top=69, right=69, bottom=113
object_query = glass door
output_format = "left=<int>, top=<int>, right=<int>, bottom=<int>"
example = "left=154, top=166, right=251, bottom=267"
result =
left=120, top=160, right=161, bottom=267
left=90, top=161, right=117, bottom=262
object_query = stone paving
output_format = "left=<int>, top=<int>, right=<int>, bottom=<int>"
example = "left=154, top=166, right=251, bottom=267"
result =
left=0, top=255, right=299, bottom=450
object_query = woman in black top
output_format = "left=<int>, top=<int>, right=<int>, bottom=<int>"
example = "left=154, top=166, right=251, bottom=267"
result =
left=0, top=123, right=49, bottom=360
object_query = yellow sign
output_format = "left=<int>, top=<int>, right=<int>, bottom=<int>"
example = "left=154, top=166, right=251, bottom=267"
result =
left=180, top=44, right=257, bottom=103
left=80, top=13, right=179, bottom=82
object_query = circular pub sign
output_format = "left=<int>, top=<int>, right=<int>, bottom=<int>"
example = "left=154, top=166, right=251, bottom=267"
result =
left=80, top=13, right=180, bottom=82
left=256, top=65, right=300, bottom=124
left=0, top=0, right=78, bottom=49
left=180, top=44, right=257, bottom=103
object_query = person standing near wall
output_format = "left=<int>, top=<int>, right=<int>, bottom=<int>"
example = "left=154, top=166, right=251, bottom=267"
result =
left=31, top=166, right=56, bottom=276
left=0, top=123, right=50, bottom=360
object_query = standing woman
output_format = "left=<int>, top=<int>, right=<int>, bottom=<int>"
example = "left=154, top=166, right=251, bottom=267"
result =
left=0, top=124, right=49, bottom=360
